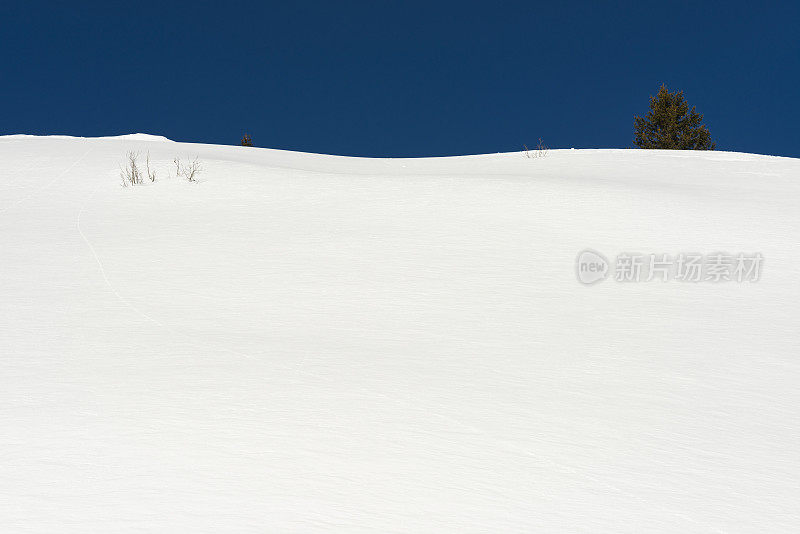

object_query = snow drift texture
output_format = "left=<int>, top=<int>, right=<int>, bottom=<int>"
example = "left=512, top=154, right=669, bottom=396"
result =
left=1, top=135, right=799, bottom=532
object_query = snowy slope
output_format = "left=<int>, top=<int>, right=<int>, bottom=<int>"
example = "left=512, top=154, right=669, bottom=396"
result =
left=1, top=135, right=799, bottom=532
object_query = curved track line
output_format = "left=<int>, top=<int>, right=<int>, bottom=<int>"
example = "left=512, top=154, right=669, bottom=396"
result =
left=0, top=143, right=94, bottom=214
left=77, top=182, right=168, bottom=329
left=77, top=181, right=259, bottom=362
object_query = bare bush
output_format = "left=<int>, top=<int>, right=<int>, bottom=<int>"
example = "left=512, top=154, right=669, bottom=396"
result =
left=120, top=152, right=203, bottom=187
left=524, top=138, right=549, bottom=159
left=146, top=151, right=157, bottom=182
left=120, top=151, right=143, bottom=186
left=537, top=138, right=549, bottom=158
left=174, top=156, right=202, bottom=182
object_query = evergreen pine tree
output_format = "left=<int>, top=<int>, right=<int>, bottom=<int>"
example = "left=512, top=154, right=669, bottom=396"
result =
left=241, top=133, right=254, bottom=147
left=634, top=85, right=715, bottom=150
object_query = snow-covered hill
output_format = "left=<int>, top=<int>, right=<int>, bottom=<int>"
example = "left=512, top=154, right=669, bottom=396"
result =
left=1, top=135, right=799, bottom=532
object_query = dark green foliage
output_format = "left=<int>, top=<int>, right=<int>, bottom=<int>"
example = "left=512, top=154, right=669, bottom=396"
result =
left=241, top=133, right=254, bottom=147
left=634, top=85, right=715, bottom=150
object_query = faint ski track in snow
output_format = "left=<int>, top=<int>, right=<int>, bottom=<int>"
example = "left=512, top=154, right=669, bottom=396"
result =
left=78, top=183, right=169, bottom=329
left=493, top=437, right=726, bottom=532
left=369, top=392, right=725, bottom=533
left=77, top=180, right=258, bottom=363
left=75, top=179, right=325, bottom=382
left=76, top=178, right=321, bottom=377
left=0, top=142, right=94, bottom=214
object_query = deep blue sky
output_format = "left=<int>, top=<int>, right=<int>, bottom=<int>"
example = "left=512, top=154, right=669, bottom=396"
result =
left=1, top=1, right=798, bottom=157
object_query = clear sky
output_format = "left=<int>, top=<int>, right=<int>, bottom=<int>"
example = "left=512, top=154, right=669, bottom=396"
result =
left=1, top=1, right=798, bottom=157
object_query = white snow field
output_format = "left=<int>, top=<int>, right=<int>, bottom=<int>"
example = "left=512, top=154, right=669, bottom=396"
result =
left=1, top=135, right=799, bottom=533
